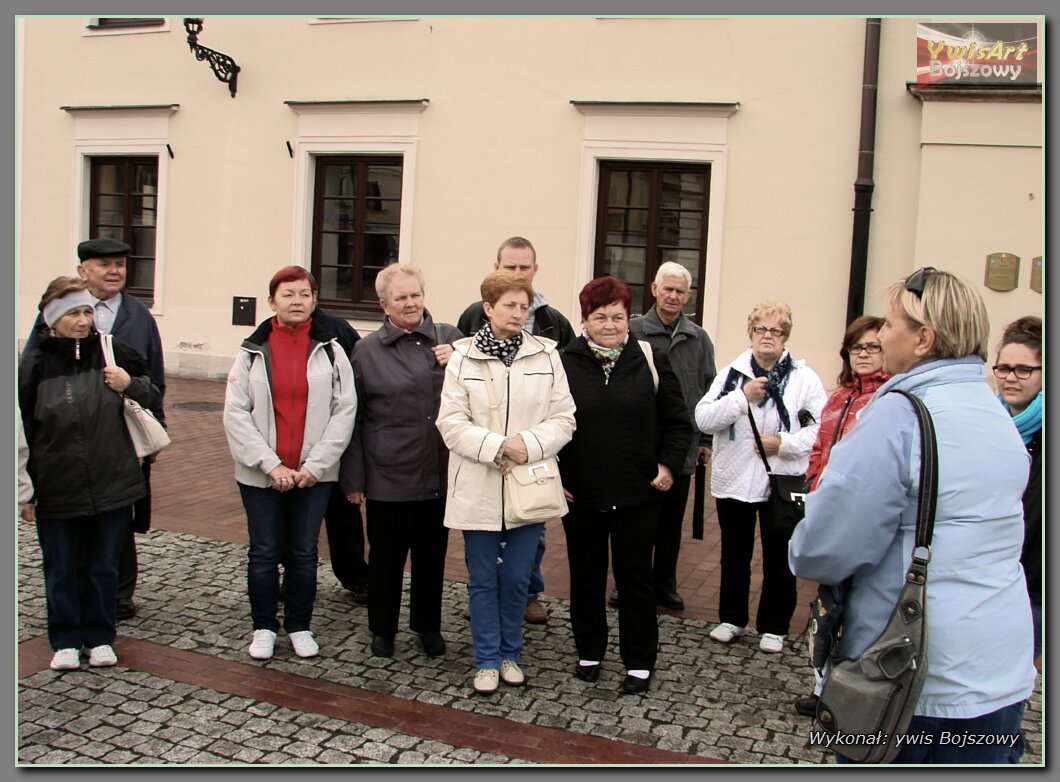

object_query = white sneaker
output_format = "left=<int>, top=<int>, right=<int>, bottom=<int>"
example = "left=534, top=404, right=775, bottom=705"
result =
left=87, top=644, right=117, bottom=667
left=289, top=630, right=319, bottom=658
left=500, top=659, right=525, bottom=686
left=473, top=668, right=499, bottom=694
left=759, top=633, right=786, bottom=653
left=709, top=623, right=749, bottom=644
left=248, top=629, right=277, bottom=660
left=50, top=648, right=80, bottom=671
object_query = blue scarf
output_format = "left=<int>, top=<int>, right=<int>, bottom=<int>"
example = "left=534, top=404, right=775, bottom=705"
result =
left=999, top=390, right=1042, bottom=445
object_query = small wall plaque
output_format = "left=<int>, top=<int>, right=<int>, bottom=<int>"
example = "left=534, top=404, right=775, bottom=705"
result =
left=233, top=296, right=256, bottom=326
left=984, top=252, right=1019, bottom=292
left=1030, top=256, right=1042, bottom=294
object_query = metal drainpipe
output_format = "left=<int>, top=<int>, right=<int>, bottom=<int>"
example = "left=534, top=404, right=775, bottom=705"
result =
left=846, top=17, right=882, bottom=326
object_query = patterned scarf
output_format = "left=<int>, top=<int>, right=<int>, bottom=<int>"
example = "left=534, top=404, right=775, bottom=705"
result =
left=584, top=330, right=627, bottom=383
left=1000, top=390, right=1043, bottom=445
left=474, top=325, right=523, bottom=367
left=750, top=353, right=795, bottom=432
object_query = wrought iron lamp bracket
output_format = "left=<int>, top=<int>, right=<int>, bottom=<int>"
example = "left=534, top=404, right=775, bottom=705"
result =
left=183, top=18, right=240, bottom=98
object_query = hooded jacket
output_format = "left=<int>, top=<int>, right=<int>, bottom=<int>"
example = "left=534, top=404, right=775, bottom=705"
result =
left=223, top=316, right=356, bottom=488
left=789, top=357, right=1036, bottom=718
left=18, top=331, right=160, bottom=519
left=806, top=369, right=889, bottom=491
left=437, top=332, right=576, bottom=531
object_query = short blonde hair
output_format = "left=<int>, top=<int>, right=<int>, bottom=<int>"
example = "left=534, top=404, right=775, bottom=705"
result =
left=885, top=269, right=989, bottom=360
left=747, top=299, right=793, bottom=339
left=480, top=270, right=534, bottom=307
left=375, top=264, right=425, bottom=300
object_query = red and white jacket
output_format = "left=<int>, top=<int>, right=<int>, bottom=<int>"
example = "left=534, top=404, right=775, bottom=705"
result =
left=806, top=370, right=889, bottom=491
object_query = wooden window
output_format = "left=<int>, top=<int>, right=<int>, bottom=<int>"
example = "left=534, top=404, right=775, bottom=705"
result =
left=89, top=157, right=158, bottom=305
left=311, top=155, right=402, bottom=314
left=593, top=161, right=711, bottom=323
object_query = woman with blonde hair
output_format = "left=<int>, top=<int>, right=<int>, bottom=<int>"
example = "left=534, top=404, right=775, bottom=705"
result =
left=790, top=268, right=1035, bottom=763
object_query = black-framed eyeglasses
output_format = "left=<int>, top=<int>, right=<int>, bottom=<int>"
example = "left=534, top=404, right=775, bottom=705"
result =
left=992, top=364, right=1042, bottom=380
left=849, top=342, right=882, bottom=355
left=752, top=326, right=785, bottom=337
left=904, top=266, right=937, bottom=299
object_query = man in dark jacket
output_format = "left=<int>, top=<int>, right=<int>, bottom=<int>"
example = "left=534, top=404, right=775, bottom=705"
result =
left=455, top=236, right=576, bottom=625
left=625, top=262, right=717, bottom=611
left=24, top=238, right=166, bottom=622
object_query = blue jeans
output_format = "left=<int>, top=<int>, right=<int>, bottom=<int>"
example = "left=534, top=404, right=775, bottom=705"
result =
left=527, top=526, right=546, bottom=599
left=36, top=507, right=129, bottom=650
left=1031, top=601, right=1042, bottom=662
left=835, top=700, right=1026, bottom=764
left=463, top=523, right=543, bottom=669
left=239, top=481, right=330, bottom=634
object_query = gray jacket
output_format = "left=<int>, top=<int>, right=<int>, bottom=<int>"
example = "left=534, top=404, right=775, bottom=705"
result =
left=339, top=310, right=462, bottom=502
left=629, top=308, right=717, bottom=475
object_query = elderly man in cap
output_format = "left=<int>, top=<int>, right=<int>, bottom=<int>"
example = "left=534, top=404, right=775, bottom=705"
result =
left=456, top=236, right=576, bottom=625
left=24, top=237, right=166, bottom=622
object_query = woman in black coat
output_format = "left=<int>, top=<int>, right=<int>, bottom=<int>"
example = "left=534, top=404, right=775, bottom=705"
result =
left=559, top=276, right=693, bottom=694
left=19, top=277, right=160, bottom=672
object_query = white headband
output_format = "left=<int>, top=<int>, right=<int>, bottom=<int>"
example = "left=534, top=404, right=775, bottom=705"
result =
left=43, top=290, right=97, bottom=328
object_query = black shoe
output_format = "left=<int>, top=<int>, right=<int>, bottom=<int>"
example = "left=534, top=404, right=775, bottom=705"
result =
left=607, top=589, right=620, bottom=608
left=116, top=598, right=137, bottom=621
left=370, top=634, right=394, bottom=658
left=419, top=632, right=446, bottom=658
left=346, top=584, right=368, bottom=605
left=793, top=694, right=820, bottom=717
left=574, top=663, right=601, bottom=683
left=656, top=591, right=685, bottom=611
left=619, top=672, right=653, bottom=695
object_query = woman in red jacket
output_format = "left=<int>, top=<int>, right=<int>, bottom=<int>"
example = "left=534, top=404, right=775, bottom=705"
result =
left=793, top=314, right=889, bottom=716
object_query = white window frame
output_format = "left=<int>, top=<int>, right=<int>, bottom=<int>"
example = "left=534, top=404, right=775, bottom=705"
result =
left=64, top=105, right=176, bottom=314
left=83, top=18, right=171, bottom=37
left=572, top=102, right=739, bottom=340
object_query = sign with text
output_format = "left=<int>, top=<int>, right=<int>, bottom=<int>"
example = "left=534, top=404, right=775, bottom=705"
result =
left=916, top=22, right=1037, bottom=84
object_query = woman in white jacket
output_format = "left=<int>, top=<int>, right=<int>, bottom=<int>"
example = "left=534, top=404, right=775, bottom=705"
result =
left=437, top=270, right=576, bottom=695
left=695, top=300, right=825, bottom=654
left=223, top=267, right=356, bottom=662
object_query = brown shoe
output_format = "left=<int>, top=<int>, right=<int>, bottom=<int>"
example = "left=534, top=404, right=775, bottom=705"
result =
left=524, top=597, right=548, bottom=624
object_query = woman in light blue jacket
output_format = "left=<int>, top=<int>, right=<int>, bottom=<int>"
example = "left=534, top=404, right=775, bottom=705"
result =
left=789, top=268, right=1035, bottom=764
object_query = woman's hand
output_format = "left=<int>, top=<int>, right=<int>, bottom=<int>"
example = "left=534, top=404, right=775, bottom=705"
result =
left=19, top=502, right=35, bottom=522
left=345, top=491, right=365, bottom=504
left=432, top=343, right=454, bottom=367
left=292, top=466, right=318, bottom=489
left=651, top=464, right=674, bottom=492
left=563, top=488, right=573, bottom=502
left=268, top=465, right=299, bottom=492
left=754, top=434, right=781, bottom=457
left=103, top=366, right=132, bottom=394
left=501, top=435, right=529, bottom=465
left=743, top=376, right=769, bottom=403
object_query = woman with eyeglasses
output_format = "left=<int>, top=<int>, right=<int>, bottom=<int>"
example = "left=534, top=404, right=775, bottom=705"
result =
left=695, top=300, right=826, bottom=655
left=790, top=268, right=1035, bottom=763
left=791, top=315, right=890, bottom=718
left=994, top=316, right=1042, bottom=667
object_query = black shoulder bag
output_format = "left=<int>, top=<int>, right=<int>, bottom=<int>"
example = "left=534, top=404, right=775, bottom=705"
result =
left=747, top=408, right=807, bottom=537
left=811, top=389, right=937, bottom=764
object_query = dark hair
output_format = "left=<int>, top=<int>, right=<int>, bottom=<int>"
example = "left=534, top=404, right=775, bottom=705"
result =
left=838, top=315, right=885, bottom=385
left=578, top=276, right=631, bottom=321
left=268, top=266, right=318, bottom=299
left=996, top=315, right=1042, bottom=362
left=496, top=236, right=536, bottom=264
left=480, top=270, right=534, bottom=307
left=38, top=276, right=89, bottom=312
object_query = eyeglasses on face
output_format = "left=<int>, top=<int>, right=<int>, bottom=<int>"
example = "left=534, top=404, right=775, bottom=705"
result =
left=992, top=364, right=1042, bottom=380
left=904, top=266, right=937, bottom=299
left=849, top=342, right=882, bottom=355
left=751, top=326, right=785, bottom=337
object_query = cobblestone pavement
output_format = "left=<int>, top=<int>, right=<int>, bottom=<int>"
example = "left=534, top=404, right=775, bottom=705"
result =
left=16, top=378, right=1044, bottom=766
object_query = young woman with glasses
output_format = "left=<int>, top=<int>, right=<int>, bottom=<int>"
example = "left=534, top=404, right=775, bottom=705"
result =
left=994, top=316, right=1042, bottom=666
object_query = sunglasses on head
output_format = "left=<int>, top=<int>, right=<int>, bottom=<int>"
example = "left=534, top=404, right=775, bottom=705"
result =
left=904, top=266, right=937, bottom=299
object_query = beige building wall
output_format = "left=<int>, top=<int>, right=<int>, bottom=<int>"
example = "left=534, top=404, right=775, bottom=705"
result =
left=17, top=16, right=1043, bottom=386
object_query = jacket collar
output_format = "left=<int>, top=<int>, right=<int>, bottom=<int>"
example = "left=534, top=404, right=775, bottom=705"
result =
left=378, top=309, right=438, bottom=346
left=639, top=307, right=697, bottom=339
left=242, top=315, right=331, bottom=351
left=457, top=329, right=548, bottom=361
left=876, top=355, right=986, bottom=397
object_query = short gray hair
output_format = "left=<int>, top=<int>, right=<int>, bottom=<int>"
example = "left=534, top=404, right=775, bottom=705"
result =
left=375, top=264, right=425, bottom=300
left=654, top=262, right=692, bottom=289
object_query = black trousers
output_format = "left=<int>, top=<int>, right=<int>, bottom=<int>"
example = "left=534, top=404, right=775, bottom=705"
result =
left=563, top=502, right=660, bottom=671
left=322, top=485, right=368, bottom=589
left=116, top=461, right=151, bottom=601
left=365, top=498, right=447, bottom=638
left=652, top=473, right=691, bottom=594
left=716, top=497, right=796, bottom=636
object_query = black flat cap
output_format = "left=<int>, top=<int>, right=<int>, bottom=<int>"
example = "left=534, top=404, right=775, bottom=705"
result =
left=77, top=238, right=131, bottom=261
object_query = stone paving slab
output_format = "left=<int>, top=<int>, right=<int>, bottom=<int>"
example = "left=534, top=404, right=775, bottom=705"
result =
left=16, top=524, right=1043, bottom=765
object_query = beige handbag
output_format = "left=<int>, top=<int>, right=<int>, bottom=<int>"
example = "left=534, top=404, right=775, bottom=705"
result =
left=101, top=334, right=171, bottom=459
left=480, top=358, right=567, bottom=523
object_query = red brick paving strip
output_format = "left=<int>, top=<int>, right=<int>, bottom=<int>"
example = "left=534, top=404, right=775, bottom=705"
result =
left=19, top=635, right=722, bottom=765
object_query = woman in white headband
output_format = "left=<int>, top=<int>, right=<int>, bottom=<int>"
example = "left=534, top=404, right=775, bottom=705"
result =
left=18, top=276, right=161, bottom=672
